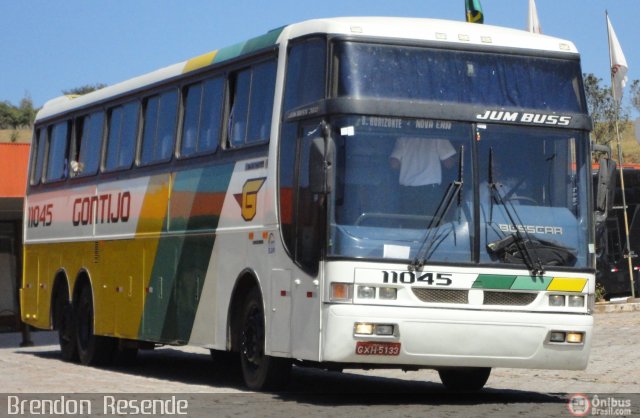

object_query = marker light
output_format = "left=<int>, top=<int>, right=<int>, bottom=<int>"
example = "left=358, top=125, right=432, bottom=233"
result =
left=330, top=283, right=353, bottom=302
left=357, top=286, right=376, bottom=299
left=568, top=295, right=585, bottom=308
left=354, top=323, right=374, bottom=335
left=566, top=332, right=584, bottom=344
left=378, top=287, right=398, bottom=300
left=549, top=294, right=566, bottom=307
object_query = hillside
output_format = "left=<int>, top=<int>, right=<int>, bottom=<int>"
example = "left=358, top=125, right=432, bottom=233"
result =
left=0, top=129, right=31, bottom=144
left=617, top=122, right=640, bottom=164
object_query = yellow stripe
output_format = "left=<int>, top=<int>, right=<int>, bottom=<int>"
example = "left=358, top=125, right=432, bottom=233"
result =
left=547, top=277, right=587, bottom=292
left=183, top=50, right=218, bottom=73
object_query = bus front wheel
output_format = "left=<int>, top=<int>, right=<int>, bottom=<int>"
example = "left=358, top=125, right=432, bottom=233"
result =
left=438, top=367, right=491, bottom=392
left=53, top=283, right=77, bottom=362
left=75, top=285, right=115, bottom=366
left=239, top=287, right=291, bottom=390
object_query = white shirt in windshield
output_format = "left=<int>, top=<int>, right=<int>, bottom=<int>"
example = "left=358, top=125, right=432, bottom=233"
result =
left=390, top=137, right=456, bottom=186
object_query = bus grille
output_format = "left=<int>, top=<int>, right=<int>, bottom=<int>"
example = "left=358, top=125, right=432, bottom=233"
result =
left=483, top=291, right=537, bottom=306
left=411, top=288, right=537, bottom=306
left=412, top=288, right=468, bottom=304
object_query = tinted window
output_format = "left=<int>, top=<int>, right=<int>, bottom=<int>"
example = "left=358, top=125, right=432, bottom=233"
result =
left=228, top=60, right=277, bottom=147
left=31, top=128, right=47, bottom=185
left=229, top=69, right=251, bottom=147
left=180, top=77, right=223, bottom=157
left=247, top=61, right=277, bottom=143
left=284, top=38, right=326, bottom=112
left=141, top=89, right=178, bottom=164
left=105, top=101, right=139, bottom=171
left=45, top=121, right=69, bottom=181
left=75, top=111, right=104, bottom=176
left=335, top=42, right=586, bottom=112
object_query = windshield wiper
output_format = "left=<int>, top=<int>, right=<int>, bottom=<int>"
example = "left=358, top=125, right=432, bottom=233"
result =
left=409, top=146, right=464, bottom=271
left=485, top=148, right=545, bottom=275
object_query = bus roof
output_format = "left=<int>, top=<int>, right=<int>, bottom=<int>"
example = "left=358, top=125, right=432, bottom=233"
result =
left=36, top=16, right=579, bottom=122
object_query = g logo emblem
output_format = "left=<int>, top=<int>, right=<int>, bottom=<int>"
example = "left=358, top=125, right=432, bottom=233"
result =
left=235, top=178, right=266, bottom=221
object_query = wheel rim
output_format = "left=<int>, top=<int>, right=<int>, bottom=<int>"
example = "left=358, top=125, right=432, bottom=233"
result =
left=241, top=303, right=264, bottom=371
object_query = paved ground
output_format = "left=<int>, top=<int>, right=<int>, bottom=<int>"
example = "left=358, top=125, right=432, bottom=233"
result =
left=0, top=310, right=638, bottom=417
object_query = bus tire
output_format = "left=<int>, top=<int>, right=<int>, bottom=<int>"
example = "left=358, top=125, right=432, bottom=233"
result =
left=239, top=287, right=291, bottom=390
left=52, top=282, right=77, bottom=362
left=438, top=367, right=491, bottom=392
left=75, top=284, right=115, bottom=366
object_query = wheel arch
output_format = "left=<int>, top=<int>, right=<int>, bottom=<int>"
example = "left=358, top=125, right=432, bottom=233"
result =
left=72, top=269, right=93, bottom=308
left=227, top=269, right=262, bottom=352
left=50, top=269, right=70, bottom=329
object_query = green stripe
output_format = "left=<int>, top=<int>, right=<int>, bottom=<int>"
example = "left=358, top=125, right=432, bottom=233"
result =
left=213, top=27, right=284, bottom=64
left=510, top=275, right=552, bottom=291
left=472, top=274, right=516, bottom=289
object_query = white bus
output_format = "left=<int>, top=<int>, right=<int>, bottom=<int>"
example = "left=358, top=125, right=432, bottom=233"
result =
left=22, top=17, right=598, bottom=391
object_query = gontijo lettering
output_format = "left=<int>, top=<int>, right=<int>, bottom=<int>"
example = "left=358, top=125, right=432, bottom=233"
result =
left=72, top=191, right=131, bottom=226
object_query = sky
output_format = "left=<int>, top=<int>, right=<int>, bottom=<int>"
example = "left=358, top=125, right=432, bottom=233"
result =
left=1, top=0, right=638, bottom=115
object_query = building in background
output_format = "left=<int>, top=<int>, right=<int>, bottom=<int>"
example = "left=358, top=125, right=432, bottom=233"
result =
left=0, top=131, right=30, bottom=331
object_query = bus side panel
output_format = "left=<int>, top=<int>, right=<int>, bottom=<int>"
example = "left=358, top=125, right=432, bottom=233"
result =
left=189, top=157, right=269, bottom=349
left=21, top=245, right=43, bottom=328
left=140, top=165, right=233, bottom=343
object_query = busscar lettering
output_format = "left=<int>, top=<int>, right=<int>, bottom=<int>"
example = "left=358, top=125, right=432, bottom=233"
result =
left=498, top=223, right=563, bottom=235
left=27, top=203, right=53, bottom=228
left=72, top=191, right=131, bottom=226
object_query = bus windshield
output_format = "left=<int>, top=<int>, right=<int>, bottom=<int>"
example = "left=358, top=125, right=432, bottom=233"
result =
left=335, top=41, right=586, bottom=113
left=327, top=115, right=590, bottom=269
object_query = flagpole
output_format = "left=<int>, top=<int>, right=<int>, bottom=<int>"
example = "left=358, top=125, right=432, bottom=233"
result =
left=607, top=11, right=636, bottom=299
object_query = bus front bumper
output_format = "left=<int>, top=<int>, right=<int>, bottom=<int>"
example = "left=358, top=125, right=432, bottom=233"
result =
left=321, top=304, right=592, bottom=370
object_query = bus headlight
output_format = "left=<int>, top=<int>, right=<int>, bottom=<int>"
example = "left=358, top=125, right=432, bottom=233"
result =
left=357, top=286, right=376, bottom=299
left=549, top=294, right=566, bottom=307
left=568, top=295, right=585, bottom=307
left=378, top=287, right=397, bottom=300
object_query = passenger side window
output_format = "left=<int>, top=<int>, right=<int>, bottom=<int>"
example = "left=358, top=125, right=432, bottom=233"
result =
left=141, top=89, right=178, bottom=164
left=30, top=128, right=47, bottom=185
left=105, top=101, right=139, bottom=171
left=45, top=121, right=70, bottom=182
left=181, top=77, right=223, bottom=157
left=73, top=111, right=104, bottom=177
left=228, top=60, right=277, bottom=147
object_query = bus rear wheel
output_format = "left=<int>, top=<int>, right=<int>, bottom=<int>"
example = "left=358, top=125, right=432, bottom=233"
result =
left=438, top=367, right=491, bottom=392
left=239, top=287, right=291, bottom=390
left=75, top=285, right=115, bottom=366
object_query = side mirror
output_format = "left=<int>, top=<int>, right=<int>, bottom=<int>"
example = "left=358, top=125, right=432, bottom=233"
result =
left=594, top=144, right=616, bottom=224
left=309, top=123, right=335, bottom=194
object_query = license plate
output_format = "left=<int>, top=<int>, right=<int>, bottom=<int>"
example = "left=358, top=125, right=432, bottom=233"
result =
left=355, top=341, right=401, bottom=356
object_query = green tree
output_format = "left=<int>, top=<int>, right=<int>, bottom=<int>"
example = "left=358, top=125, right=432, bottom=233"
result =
left=17, top=94, right=36, bottom=128
left=0, top=101, right=21, bottom=129
left=631, top=80, right=640, bottom=114
left=62, top=83, right=108, bottom=96
left=0, top=93, right=37, bottom=129
left=583, top=73, right=628, bottom=148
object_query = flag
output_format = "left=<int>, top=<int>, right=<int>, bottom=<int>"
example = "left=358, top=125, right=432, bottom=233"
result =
left=607, top=14, right=628, bottom=103
left=527, top=0, right=542, bottom=33
left=465, top=0, right=484, bottom=24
